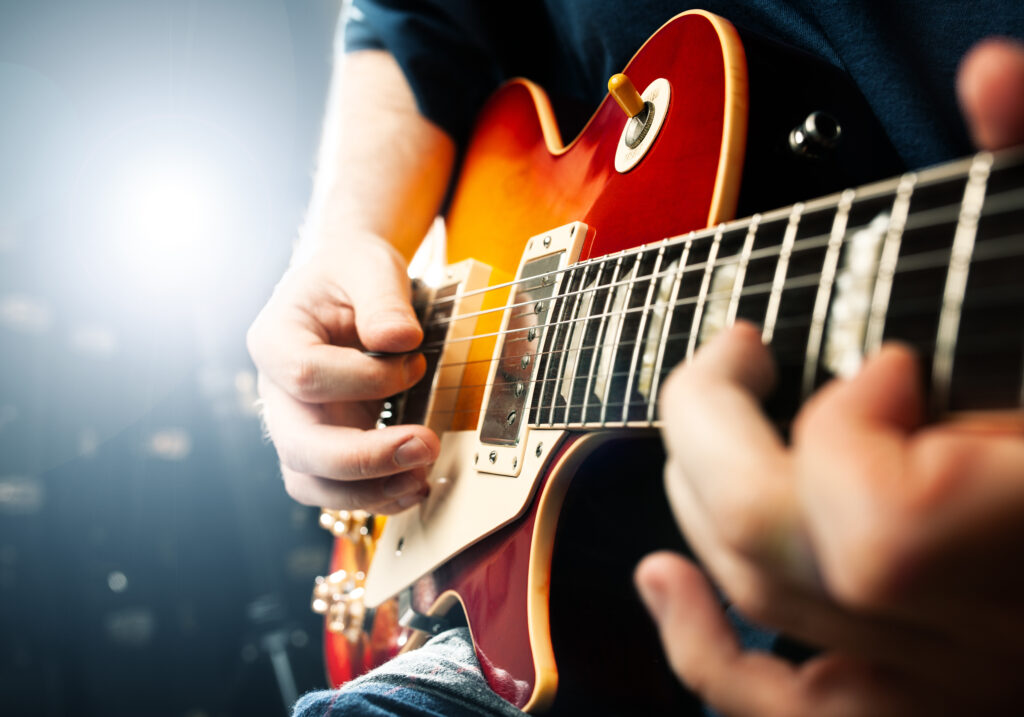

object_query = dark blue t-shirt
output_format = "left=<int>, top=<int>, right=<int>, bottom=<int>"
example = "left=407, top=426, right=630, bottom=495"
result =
left=344, top=0, right=1024, bottom=170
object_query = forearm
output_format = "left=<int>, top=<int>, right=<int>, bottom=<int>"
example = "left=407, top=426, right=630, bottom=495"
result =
left=301, top=49, right=456, bottom=261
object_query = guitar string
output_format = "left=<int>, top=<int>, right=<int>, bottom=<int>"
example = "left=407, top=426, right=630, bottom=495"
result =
left=404, top=330, right=1022, bottom=423
left=409, top=198, right=1021, bottom=357
left=409, top=236, right=1023, bottom=404
left=412, top=330, right=1022, bottom=422
left=411, top=183, right=1024, bottom=335
left=407, top=229, right=1024, bottom=369
left=417, top=163, right=1021, bottom=317
left=399, top=298, right=975, bottom=398
left=400, top=248, right=1024, bottom=421
left=412, top=300, right=1021, bottom=417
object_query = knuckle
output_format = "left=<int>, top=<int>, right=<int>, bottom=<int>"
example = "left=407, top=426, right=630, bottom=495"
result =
left=910, top=433, right=974, bottom=507
left=286, top=358, right=322, bottom=401
left=658, top=364, right=702, bottom=423
left=716, top=491, right=777, bottom=556
left=792, top=389, right=832, bottom=443
left=281, top=470, right=316, bottom=507
left=364, top=360, right=404, bottom=395
left=824, top=522, right=906, bottom=610
left=276, top=441, right=306, bottom=476
left=347, top=442, right=383, bottom=481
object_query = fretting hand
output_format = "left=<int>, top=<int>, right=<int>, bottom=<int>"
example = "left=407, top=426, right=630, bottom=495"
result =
left=635, top=37, right=1024, bottom=715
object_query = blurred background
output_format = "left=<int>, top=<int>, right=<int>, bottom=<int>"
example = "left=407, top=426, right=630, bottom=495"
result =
left=0, top=1, right=344, bottom=715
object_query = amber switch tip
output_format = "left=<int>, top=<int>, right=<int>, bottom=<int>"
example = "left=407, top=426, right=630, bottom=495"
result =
left=608, top=73, right=646, bottom=119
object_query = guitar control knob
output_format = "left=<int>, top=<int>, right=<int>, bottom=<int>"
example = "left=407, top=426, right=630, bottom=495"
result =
left=789, top=111, right=842, bottom=158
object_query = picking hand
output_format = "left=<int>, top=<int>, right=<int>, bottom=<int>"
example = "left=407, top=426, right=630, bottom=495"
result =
left=247, top=235, right=439, bottom=514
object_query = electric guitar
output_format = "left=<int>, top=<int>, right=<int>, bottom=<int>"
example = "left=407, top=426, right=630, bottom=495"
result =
left=310, top=10, right=1024, bottom=714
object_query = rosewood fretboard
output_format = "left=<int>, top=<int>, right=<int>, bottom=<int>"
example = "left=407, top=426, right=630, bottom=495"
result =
left=506, top=150, right=1024, bottom=428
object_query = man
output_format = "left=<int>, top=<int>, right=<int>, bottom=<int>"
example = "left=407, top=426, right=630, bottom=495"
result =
left=247, top=2, right=1024, bottom=714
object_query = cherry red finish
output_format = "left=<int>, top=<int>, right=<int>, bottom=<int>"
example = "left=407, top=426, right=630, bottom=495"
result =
left=442, top=11, right=739, bottom=273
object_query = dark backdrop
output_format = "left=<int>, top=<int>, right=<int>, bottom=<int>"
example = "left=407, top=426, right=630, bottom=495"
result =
left=0, top=2, right=343, bottom=715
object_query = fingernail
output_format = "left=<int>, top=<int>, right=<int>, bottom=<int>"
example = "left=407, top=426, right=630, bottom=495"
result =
left=636, top=576, right=668, bottom=623
left=394, top=437, right=432, bottom=467
left=383, top=474, right=420, bottom=497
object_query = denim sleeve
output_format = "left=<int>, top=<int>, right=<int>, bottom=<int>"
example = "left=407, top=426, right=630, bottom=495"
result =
left=292, top=627, right=527, bottom=717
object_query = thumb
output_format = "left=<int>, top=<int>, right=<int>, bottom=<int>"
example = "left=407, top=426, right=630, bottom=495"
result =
left=339, top=238, right=424, bottom=353
left=634, top=552, right=742, bottom=681
left=958, top=37, right=1024, bottom=150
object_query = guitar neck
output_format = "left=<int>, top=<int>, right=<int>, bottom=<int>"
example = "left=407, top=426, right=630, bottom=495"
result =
left=524, top=149, right=1024, bottom=429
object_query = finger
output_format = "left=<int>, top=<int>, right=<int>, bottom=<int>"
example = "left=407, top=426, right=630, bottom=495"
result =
left=796, top=342, right=924, bottom=435
left=792, top=345, right=927, bottom=608
left=281, top=464, right=429, bottom=513
left=635, top=553, right=936, bottom=717
left=260, top=378, right=439, bottom=481
left=664, top=459, right=959, bottom=680
left=795, top=346, right=1024, bottom=669
left=659, top=323, right=794, bottom=564
left=251, top=307, right=427, bottom=403
left=336, top=238, right=424, bottom=353
left=958, top=37, right=1024, bottom=150
left=890, top=427, right=1024, bottom=644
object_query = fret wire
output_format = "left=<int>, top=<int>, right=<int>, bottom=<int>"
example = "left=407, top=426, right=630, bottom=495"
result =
left=583, top=254, right=624, bottom=423
left=546, top=265, right=585, bottom=426
left=429, top=320, right=954, bottom=402
left=563, top=262, right=602, bottom=425
left=410, top=184, right=1023, bottom=357
left=416, top=241, right=819, bottom=353
left=425, top=270, right=1022, bottom=405
left=932, top=152, right=993, bottom=413
left=621, top=243, right=667, bottom=423
left=762, top=203, right=804, bottom=344
left=648, top=232, right=694, bottom=423
left=686, top=224, right=725, bottom=360
left=437, top=327, right=1024, bottom=424
left=416, top=150, right=1014, bottom=316
left=423, top=234, right=972, bottom=369
left=801, top=190, right=856, bottom=398
left=429, top=228, right=1024, bottom=373
left=726, top=215, right=761, bottom=327
left=864, top=174, right=917, bottom=356
left=601, top=256, right=641, bottom=425
left=427, top=328, right=1024, bottom=422
left=416, top=170, right=1022, bottom=332
left=415, top=185, right=1020, bottom=341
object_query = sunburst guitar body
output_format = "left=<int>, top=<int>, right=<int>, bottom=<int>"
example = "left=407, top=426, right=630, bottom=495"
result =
left=313, top=10, right=1024, bottom=715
